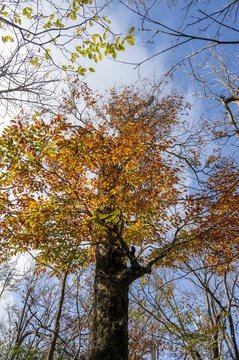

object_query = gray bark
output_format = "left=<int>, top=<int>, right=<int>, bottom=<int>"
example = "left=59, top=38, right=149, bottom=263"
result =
left=88, top=233, right=129, bottom=360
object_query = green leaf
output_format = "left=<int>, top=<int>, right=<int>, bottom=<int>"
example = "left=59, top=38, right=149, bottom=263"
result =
left=129, top=27, right=135, bottom=33
left=127, top=40, right=134, bottom=45
left=89, top=67, right=95, bottom=72
left=71, top=12, right=76, bottom=20
left=2, top=36, right=8, bottom=42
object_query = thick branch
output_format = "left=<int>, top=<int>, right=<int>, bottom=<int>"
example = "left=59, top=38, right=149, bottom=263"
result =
left=220, top=95, right=239, bottom=137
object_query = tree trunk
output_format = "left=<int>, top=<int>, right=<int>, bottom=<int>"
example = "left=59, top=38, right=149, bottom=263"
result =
left=46, top=272, right=68, bottom=360
left=88, top=232, right=129, bottom=360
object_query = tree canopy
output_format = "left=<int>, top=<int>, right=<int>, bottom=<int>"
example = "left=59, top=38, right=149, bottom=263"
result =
left=0, top=82, right=187, bottom=269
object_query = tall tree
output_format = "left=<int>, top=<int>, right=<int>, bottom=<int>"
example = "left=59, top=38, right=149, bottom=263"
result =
left=0, top=82, right=237, bottom=358
left=0, top=82, right=189, bottom=358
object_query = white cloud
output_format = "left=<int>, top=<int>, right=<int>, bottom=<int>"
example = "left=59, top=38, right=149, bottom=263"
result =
left=79, top=5, right=167, bottom=91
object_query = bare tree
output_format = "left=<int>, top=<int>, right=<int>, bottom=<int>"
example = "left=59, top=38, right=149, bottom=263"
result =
left=130, top=261, right=239, bottom=360
left=0, top=261, right=90, bottom=359
left=118, top=0, right=239, bottom=139
left=0, top=0, right=131, bottom=117
left=120, top=0, right=239, bottom=72
left=187, top=49, right=239, bottom=138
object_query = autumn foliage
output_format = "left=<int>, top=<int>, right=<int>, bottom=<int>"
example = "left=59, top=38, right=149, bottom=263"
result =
left=191, top=156, right=239, bottom=268
left=0, top=81, right=237, bottom=273
left=0, top=82, right=188, bottom=270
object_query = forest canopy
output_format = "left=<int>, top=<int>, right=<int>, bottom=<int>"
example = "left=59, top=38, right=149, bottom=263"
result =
left=0, top=0, right=238, bottom=359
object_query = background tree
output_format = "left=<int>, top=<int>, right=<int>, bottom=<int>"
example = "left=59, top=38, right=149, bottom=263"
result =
left=123, top=0, right=239, bottom=76
left=130, top=260, right=239, bottom=360
left=0, top=0, right=135, bottom=116
left=121, top=0, right=239, bottom=142
left=188, top=49, right=239, bottom=138
left=0, top=260, right=90, bottom=359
